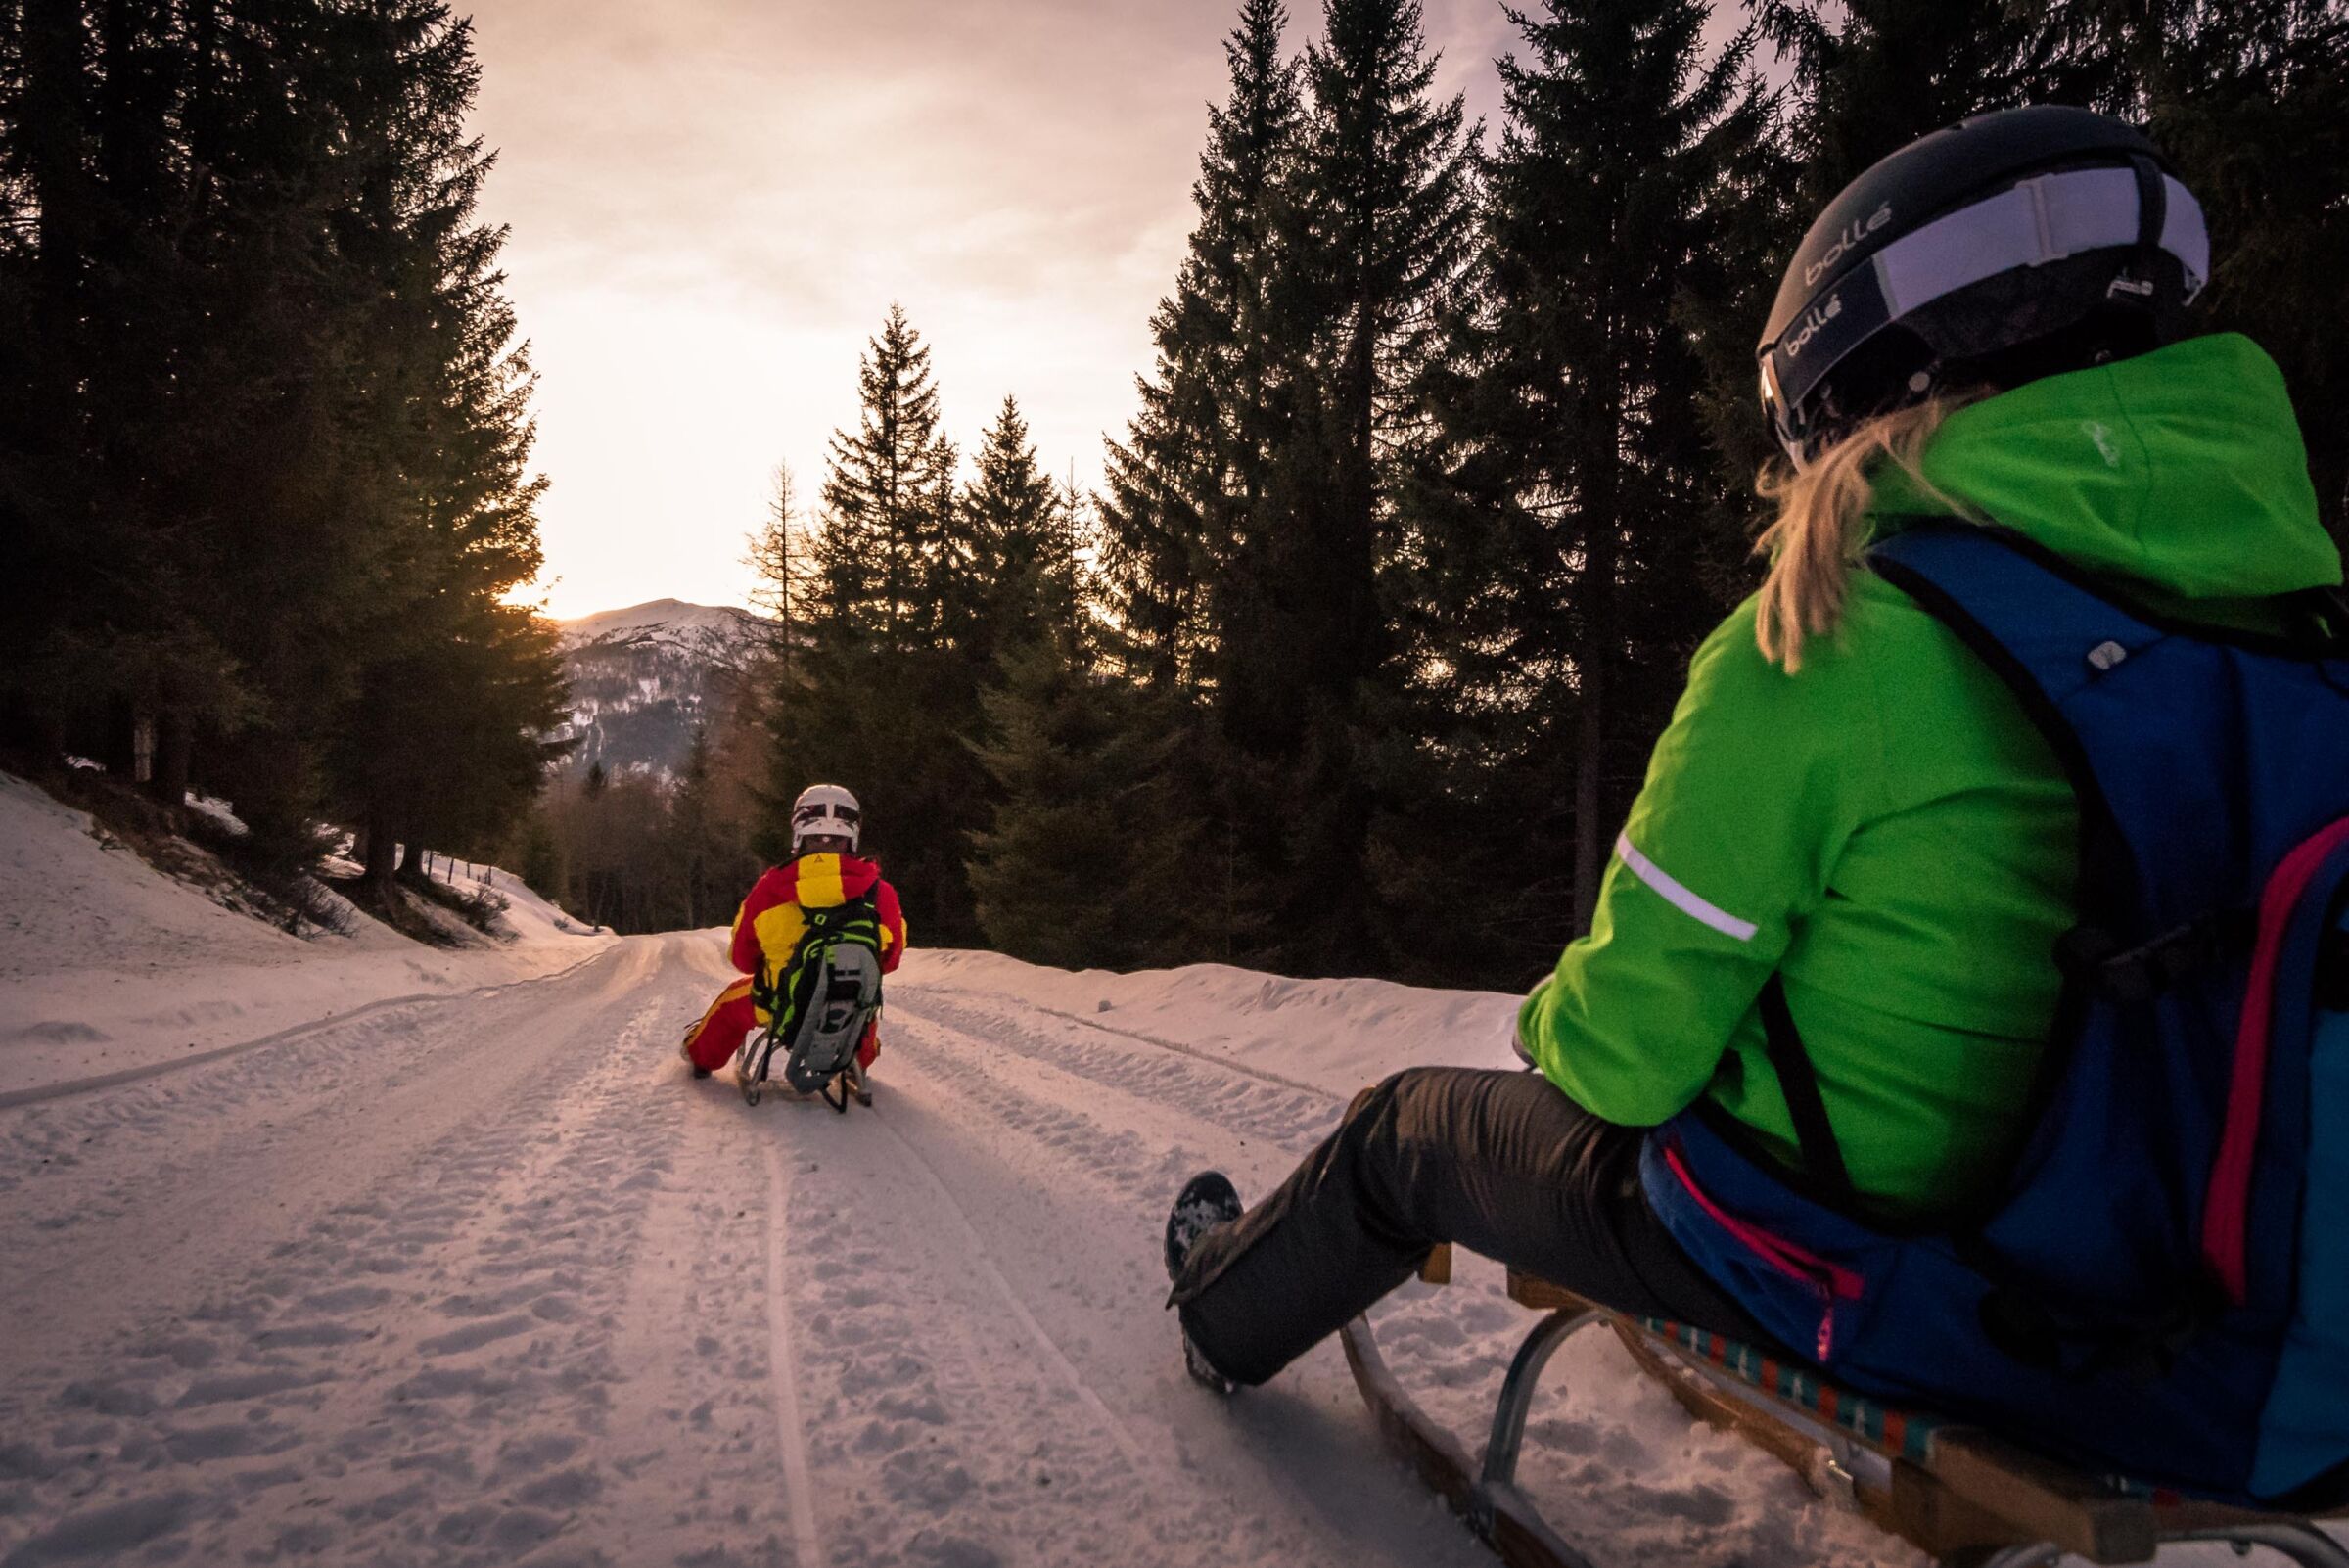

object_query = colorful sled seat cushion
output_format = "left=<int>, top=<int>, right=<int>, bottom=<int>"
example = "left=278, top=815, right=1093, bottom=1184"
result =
left=1636, top=1318, right=1944, bottom=1465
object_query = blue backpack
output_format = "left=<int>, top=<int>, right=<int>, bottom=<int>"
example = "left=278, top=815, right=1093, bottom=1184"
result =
left=1639, top=519, right=2349, bottom=1505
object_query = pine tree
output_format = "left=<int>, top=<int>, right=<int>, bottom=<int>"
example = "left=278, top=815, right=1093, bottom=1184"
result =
left=964, top=395, right=1081, bottom=666
left=765, top=305, right=990, bottom=943
left=0, top=0, right=562, bottom=886
left=1, top=0, right=395, bottom=850
left=1240, top=0, right=1478, bottom=973
left=967, top=631, right=1215, bottom=969
left=1757, top=0, right=2349, bottom=540
left=1098, top=0, right=1304, bottom=689
left=1407, top=0, right=1768, bottom=959
left=1752, top=0, right=2074, bottom=207
left=812, top=304, right=958, bottom=654
left=317, top=0, right=564, bottom=893
left=747, top=461, right=813, bottom=650
left=2118, top=2, right=2349, bottom=543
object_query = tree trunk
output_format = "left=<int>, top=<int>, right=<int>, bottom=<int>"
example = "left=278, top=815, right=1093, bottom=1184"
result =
left=362, top=813, right=399, bottom=890
left=1573, top=362, right=1625, bottom=940
left=149, top=708, right=192, bottom=807
left=1572, top=613, right=1609, bottom=939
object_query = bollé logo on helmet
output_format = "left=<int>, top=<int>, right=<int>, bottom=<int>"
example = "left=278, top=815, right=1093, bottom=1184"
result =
left=1802, top=203, right=1893, bottom=289
left=1782, top=293, right=1843, bottom=359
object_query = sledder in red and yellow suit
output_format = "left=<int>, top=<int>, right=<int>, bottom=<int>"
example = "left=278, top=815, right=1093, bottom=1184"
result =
left=680, top=853, right=906, bottom=1076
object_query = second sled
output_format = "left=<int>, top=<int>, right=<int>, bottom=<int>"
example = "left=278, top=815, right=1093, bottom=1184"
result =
left=1340, top=1244, right=2349, bottom=1568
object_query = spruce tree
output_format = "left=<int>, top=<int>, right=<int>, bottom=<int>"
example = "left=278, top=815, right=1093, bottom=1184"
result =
left=1757, top=0, right=2349, bottom=540
left=1408, top=0, right=1767, bottom=958
left=1098, top=0, right=1304, bottom=690
left=318, top=0, right=564, bottom=893
left=766, top=305, right=989, bottom=943
left=1245, top=0, right=1477, bottom=973
left=2110, top=2, right=2349, bottom=543
left=0, top=0, right=563, bottom=888
left=967, top=631, right=1215, bottom=970
left=964, top=395, right=1081, bottom=665
left=812, top=304, right=957, bottom=654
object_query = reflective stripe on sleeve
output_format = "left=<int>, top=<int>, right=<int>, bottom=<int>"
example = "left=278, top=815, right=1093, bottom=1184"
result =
left=1613, top=832, right=1760, bottom=943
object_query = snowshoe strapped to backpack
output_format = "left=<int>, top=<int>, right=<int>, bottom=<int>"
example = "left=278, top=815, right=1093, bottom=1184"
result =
left=748, top=889, right=885, bottom=1112
left=1639, top=520, right=2349, bottom=1505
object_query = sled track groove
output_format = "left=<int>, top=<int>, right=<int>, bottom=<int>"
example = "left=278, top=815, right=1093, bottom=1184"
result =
left=760, top=1140, right=828, bottom=1568
left=893, top=990, right=1343, bottom=1106
left=866, top=1103, right=1154, bottom=1477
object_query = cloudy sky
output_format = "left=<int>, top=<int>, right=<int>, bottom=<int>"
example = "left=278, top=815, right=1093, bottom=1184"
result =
left=472, top=0, right=1535, bottom=619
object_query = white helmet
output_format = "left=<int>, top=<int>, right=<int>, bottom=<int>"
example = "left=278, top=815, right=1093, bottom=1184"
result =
left=790, top=783, right=862, bottom=853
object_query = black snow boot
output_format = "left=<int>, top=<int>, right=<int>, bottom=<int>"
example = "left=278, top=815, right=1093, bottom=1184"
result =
left=1165, top=1173, right=1245, bottom=1395
left=1164, top=1171, right=1243, bottom=1282
left=679, top=1031, right=712, bottom=1080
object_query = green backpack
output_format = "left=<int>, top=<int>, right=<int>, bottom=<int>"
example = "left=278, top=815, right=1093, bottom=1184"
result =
left=739, top=889, right=885, bottom=1110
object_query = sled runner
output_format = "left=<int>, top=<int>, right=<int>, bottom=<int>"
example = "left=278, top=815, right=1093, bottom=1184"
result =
left=1340, top=1246, right=2349, bottom=1568
left=733, top=1016, right=875, bottom=1112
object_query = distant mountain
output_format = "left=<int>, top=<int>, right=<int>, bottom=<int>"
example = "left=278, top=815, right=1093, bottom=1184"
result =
left=552, top=599, right=768, bottom=782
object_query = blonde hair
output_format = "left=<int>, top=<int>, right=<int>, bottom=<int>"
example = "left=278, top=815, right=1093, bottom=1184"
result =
left=1751, top=398, right=1977, bottom=671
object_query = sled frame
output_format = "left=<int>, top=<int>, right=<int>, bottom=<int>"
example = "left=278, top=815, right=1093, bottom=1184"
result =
left=1338, top=1247, right=2349, bottom=1568
left=733, top=1020, right=865, bottom=1113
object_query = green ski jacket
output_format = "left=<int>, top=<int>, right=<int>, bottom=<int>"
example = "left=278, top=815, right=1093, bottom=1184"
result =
left=1518, top=333, right=2341, bottom=1213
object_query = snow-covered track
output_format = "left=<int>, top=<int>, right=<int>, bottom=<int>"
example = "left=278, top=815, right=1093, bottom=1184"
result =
left=0, top=945, right=620, bottom=1112
left=6, top=935, right=2183, bottom=1567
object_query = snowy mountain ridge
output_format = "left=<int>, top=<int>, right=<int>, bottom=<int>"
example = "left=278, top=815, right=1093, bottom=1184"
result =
left=551, top=598, right=770, bottom=781
left=558, top=597, right=764, bottom=652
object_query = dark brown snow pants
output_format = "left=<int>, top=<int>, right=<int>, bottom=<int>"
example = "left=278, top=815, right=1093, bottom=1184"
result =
left=1167, top=1066, right=1769, bottom=1386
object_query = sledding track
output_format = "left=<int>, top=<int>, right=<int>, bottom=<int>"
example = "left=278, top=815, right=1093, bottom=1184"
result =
left=0, top=932, right=2316, bottom=1566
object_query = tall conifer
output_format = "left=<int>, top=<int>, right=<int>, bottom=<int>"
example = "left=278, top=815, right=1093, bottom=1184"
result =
left=766, top=305, right=987, bottom=942
left=1099, top=0, right=1304, bottom=690
left=813, top=304, right=957, bottom=654
left=965, top=395, right=1080, bottom=665
left=1242, top=0, right=1476, bottom=973
left=1410, top=0, right=1766, bottom=956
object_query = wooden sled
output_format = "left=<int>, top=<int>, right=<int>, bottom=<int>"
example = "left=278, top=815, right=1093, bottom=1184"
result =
left=1339, top=1245, right=2349, bottom=1568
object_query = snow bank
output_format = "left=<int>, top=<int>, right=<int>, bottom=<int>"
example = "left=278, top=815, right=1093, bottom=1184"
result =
left=0, top=770, right=610, bottom=1099
left=898, top=947, right=1524, bottom=1097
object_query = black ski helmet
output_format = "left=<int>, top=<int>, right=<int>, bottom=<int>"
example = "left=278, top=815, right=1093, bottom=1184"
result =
left=1757, top=105, right=2210, bottom=462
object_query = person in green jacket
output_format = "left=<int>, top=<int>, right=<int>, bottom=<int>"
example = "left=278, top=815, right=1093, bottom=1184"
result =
left=1162, top=105, right=2343, bottom=1393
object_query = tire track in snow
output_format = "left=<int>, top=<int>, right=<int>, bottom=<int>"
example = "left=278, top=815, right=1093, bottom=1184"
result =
left=760, top=1139, right=828, bottom=1568
left=889, top=985, right=1943, bottom=1568
left=0, top=941, right=711, bottom=1566
left=0, top=941, right=671, bottom=1346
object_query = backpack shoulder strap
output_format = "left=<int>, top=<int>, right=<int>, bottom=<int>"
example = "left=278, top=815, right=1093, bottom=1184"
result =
left=1757, top=974, right=1860, bottom=1209
left=1867, top=522, right=2148, bottom=776
left=1865, top=521, right=2153, bottom=917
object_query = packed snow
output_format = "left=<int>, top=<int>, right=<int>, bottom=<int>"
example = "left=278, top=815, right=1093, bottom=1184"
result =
left=0, top=773, right=2308, bottom=1565
left=0, top=770, right=608, bottom=1101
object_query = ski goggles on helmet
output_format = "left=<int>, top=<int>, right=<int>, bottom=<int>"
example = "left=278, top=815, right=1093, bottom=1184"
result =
left=792, top=800, right=860, bottom=845
left=1757, top=109, right=2210, bottom=463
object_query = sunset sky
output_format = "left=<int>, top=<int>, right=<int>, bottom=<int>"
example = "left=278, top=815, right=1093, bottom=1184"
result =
left=471, top=0, right=1533, bottom=620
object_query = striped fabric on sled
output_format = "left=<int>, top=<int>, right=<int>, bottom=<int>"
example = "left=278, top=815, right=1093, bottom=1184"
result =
left=1635, top=1318, right=1945, bottom=1465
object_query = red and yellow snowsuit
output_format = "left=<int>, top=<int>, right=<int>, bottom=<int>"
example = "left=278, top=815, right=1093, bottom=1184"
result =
left=682, top=853, right=907, bottom=1074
